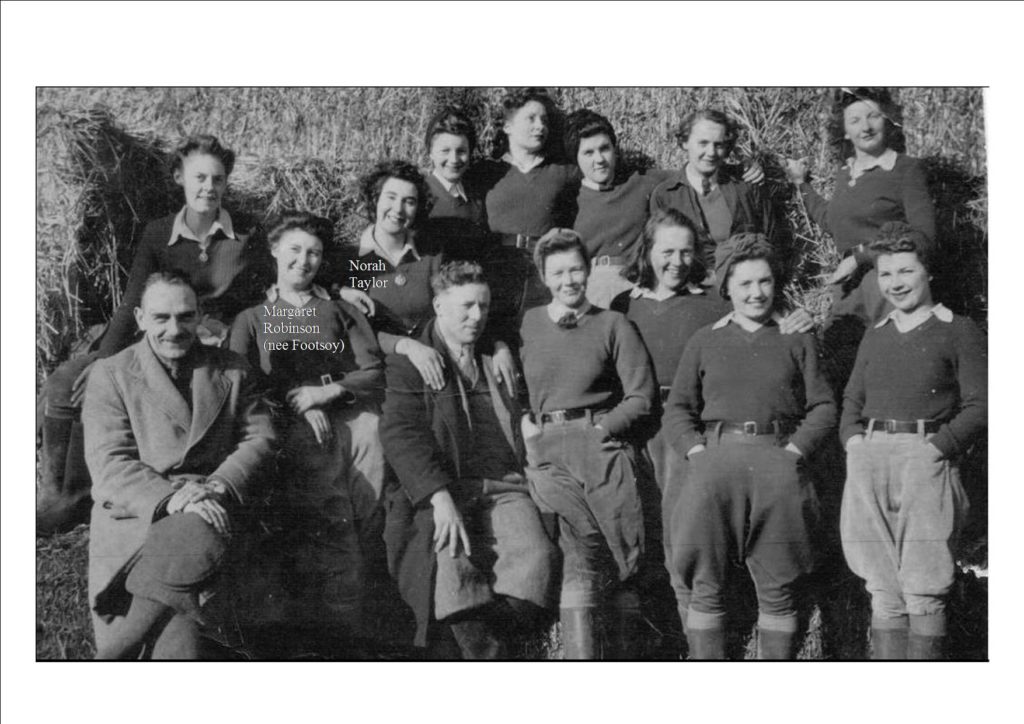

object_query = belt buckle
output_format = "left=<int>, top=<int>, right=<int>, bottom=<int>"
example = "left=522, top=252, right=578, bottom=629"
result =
left=516, top=234, right=530, bottom=250
left=595, top=255, right=610, bottom=266
left=743, top=421, right=757, bottom=435
left=885, top=420, right=896, bottom=434
left=320, top=374, right=334, bottom=386
left=550, top=410, right=567, bottom=424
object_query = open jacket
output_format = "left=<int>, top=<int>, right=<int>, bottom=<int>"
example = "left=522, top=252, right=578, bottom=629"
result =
left=379, top=320, right=525, bottom=647
left=83, top=339, right=275, bottom=624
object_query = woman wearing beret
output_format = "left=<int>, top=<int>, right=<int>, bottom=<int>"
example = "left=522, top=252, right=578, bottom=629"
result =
left=663, top=233, right=836, bottom=659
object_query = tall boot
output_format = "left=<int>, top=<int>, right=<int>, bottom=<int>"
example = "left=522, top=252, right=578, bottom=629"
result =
left=685, top=627, right=726, bottom=660
left=449, top=618, right=506, bottom=660
left=607, top=589, right=643, bottom=660
left=758, top=628, right=797, bottom=660
left=870, top=616, right=909, bottom=660
left=560, top=607, right=599, bottom=660
left=37, top=417, right=92, bottom=535
left=908, top=613, right=946, bottom=661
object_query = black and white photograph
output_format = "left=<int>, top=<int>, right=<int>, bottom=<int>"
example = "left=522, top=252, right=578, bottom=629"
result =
left=4, top=1, right=1020, bottom=722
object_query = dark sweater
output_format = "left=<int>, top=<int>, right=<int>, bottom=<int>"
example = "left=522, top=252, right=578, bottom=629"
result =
left=228, top=295, right=383, bottom=407
left=573, top=169, right=672, bottom=259
left=663, top=319, right=837, bottom=456
left=840, top=312, right=987, bottom=458
left=99, top=213, right=264, bottom=357
left=421, top=172, right=494, bottom=262
left=477, top=159, right=579, bottom=237
left=799, top=153, right=935, bottom=264
left=611, top=289, right=729, bottom=387
left=519, top=305, right=656, bottom=438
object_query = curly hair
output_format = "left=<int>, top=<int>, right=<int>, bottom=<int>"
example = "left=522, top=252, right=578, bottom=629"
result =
left=714, top=232, right=782, bottom=301
left=827, top=87, right=906, bottom=162
left=625, top=209, right=704, bottom=290
left=170, top=134, right=236, bottom=176
left=266, top=211, right=334, bottom=251
left=532, top=228, right=589, bottom=279
left=674, top=109, right=739, bottom=155
left=563, top=108, right=617, bottom=163
left=869, top=221, right=933, bottom=273
left=425, top=105, right=478, bottom=155
left=431, top=260, right=488, bottom=295
left=490, top=87, right=563, bottom=160
left=358, top=159, right=433, bottom=226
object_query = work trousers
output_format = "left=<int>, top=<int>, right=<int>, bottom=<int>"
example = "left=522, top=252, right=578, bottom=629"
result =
left=526, top=416, right=644, bottom=608
left=670, top=432, right=819, bottom=631
left=841, top=429, right=968, bottom=619
left=434, top=476, right=557, bottom=620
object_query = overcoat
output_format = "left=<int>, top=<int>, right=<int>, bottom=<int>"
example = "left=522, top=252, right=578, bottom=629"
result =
left=83, top=339, right=275, bottom=638
left=379, top=321, right=527, bottom=647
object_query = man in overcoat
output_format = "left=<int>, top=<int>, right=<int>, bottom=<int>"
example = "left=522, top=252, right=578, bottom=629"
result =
left=83, top=271, right=275, bottom=659
left=380, top=261, right=557, bottom=658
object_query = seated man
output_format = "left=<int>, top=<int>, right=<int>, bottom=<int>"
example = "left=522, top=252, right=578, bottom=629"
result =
left=83, top=271, right=275, bottom=659
left=380, top=261, right=557, bottom=659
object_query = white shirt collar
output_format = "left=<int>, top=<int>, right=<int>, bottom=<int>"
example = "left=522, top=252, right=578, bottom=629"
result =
left=436, top=323, right=476, bottom=364
left=432, top=170, right=468, bottom=202
left=874, top=303, right=953, bottom=331
left=503, top=152, right=545, bottom=174
left=168, top=206, right=235, bottom=246
left=546, top=300, right=591, bottom=323
left=847, top=148, right=898, bottom=182
left=631, top=283, right=706, bottom=300
left=684, top=162, right=718, bottom=194
left=264, top=283, right=331, bottom=303
left=711, top=310, right=785, bottom=331
left=358, top=224, right=420, bottom=264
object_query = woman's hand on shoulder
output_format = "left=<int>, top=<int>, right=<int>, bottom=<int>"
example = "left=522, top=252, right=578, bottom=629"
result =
left=741, top=160, right=766, bottom=186
left=784, top=158, right=809, bottom=186
left=338, top=286, right=376, bottom=317
left=491, top=341, right=519, bottom=395
left=686, top=443, right=706, bottom=459
left=287, top=385, right=331, bottom=415
left=779, top=308, right=814, bottom=335
left=829, top=255, right=859, bottom=285
left=396, top=337, right=446, bottom=391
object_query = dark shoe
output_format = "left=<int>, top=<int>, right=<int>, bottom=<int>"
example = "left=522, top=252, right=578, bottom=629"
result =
left=758, top=629, right=797, bottom=660
left=37, top=417, right=92, bottom=535
left=686, top=627, right=726, bottom=660
left=907, top=634, right=945, bottom=660
left=607, top=590, right=643, bottom=659
left=870, top=627, right=909, bottom=660
left=560, top=607, right=599, bottom=660
left=449, top=618, right=506, bottom=660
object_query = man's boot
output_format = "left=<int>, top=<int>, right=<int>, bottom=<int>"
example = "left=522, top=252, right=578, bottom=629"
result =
left=870, top=616, right=909, bottom=660
left=758, top=628, right=797, bottom=660
left=560, top=607, right=599, bottom=660
left=685, top=627, right=726, bottom=660
left=37, top=417, right=92, bottom=535
left=908, top=613, right=946, bottom=661
left=450, top=618, right=506, bottom=660
left=606, top=589, right=643, bottom=659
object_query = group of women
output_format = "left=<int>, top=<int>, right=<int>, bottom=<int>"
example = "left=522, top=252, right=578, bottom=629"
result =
left=39, top=87, right=986, bottom=660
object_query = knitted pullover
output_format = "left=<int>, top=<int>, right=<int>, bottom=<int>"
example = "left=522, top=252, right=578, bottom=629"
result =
left=520, top=305, right=655, bottom=438
left=573, top=169, right=672, bottom=259
left=663, top=318, right=837, bottom=456
left=477, top=159, right=579, bottom=237
left=840, top=312, right=987, bottom=458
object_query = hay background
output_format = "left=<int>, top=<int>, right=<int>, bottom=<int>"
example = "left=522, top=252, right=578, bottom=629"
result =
left=35, top=87, right=987, bottom=660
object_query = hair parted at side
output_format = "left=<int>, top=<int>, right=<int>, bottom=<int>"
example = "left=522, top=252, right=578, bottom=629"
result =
left=563, top=109, right=617, bottom=162
left=171, top=134, right=236, bottom=176
left=431, top=260, right=488, bottom=296
left=425, top=105, right=478, bottom=154
left=828, top=87, right=906, bottom=161
left=675, top=109, right=739, bottom=155
left=626, top=208, right=704, bottom=289
left=358, top=159, right=433, bottom=225
left=140, top=269, right=197, bottom=305
left=490, top=87, right=562, bottom=160
left=870, top=221, right=933, bottom=272
left=267, top=211, right=335, bottom=251
left=533, top=228, right=588, bottom=279
left=714, top=232, right=780, bottom=300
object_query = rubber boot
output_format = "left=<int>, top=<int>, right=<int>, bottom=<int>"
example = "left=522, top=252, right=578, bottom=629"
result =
left=908, top=613, right=946, bottom=660
left=560, top=607, right=599, bottom=660
left=37, top=417, right=93, bottom=535
left=870, top=623, right=909, bottom=660
left=686, top=627, right=726, bottom=660
left=607, top=589, right=643, bottom=660
left=758, top=628, right=797, bottom=660
left=450, top=618, right=507, bottom=660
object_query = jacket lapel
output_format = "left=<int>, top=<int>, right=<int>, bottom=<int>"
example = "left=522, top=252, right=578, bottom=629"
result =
left=132, top=340, right=192, bottom=434
left=481, top=357, right=524, bottom=463
left=186, top=349, right=231, bottom=452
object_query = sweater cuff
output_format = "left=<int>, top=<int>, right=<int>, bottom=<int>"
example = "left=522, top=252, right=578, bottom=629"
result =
left=840, top=424, right=866, bottom=448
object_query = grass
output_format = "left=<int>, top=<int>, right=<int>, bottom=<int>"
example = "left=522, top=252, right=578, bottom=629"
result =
left=35, top=87, right=988, bottom=660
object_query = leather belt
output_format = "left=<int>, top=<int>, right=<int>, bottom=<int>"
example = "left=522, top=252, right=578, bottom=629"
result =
left=713, top=420, right=795, bottom=436
left=592, top=255, right=627, bottom=267
left=499, top=233, right=541, bottom=252
left=868, top=419, right=942, bottom=434
left=538, top=408, right=597, bottom=425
